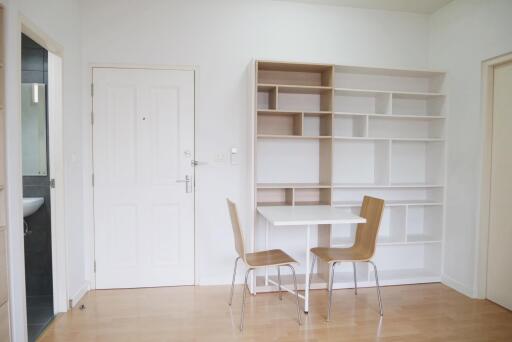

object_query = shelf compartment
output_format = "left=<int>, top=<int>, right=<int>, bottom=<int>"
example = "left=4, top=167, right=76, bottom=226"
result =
left=333, top=113, right=367, bottom=137
left=392, top=92, right=446, bottom=116
left=257, top=84, right=277, bottom=110
left=390, top=141, right=444, bottom=185
left=303, top=113, right=332, bottom=137
left=368, top=116, right=444, bottom=139
left=333, top=199, right=443, bottom=207
left=334, top=65, right=446, bottom=93
left=332, top=187, right=444, bottom=205
left=294, top=187, right=331, bottom=205
left=334, top=88, right=391, bottom=115
left=256, top=139, right=322, bottom=184
left=370, top=244, right=441, bottom=284
left=332, top=139, right=390, bottom=186
left=379, top=206, right=407, bottom=244
left=406, top=205, right=443, bottom=243
left=256, top=188, right=293, bottom=207
left=278, top=88, right=332, bottom=112
left=258, top=62, right=334, bottom=87
left=257, top=111, right=302, bottom=136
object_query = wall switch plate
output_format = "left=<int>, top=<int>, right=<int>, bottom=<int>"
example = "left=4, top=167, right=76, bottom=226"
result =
left=230, top=147, right=239, bottom=165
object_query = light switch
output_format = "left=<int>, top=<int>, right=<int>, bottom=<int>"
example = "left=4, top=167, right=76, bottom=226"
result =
left=230, top=147, right=239, bottom=165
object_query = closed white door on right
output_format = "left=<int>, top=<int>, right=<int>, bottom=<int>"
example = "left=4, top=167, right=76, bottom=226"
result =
left=487, top=61, right=512, bottom=310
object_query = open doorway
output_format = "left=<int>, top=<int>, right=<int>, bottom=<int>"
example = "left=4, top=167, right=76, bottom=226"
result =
left=21, top=33, right=54, bottom=342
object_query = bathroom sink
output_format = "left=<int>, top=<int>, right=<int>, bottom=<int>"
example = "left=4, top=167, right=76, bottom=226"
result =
left=23, top=197, right=44, bottom=217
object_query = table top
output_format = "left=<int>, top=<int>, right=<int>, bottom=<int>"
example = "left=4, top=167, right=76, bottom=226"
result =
left=257, top=205, right=366, bottom=226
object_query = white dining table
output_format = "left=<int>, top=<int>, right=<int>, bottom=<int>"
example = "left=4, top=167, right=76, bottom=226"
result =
left=257, top=205, right=366, bottom=313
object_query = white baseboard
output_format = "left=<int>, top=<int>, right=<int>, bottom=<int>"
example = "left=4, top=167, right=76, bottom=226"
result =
left=69, top=282, right=90, bottom=309
left=442, top=274, right=474, bottom=298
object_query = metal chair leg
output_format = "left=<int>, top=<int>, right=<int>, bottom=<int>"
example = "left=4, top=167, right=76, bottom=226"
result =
left=240, top=268, right=252, bottom=331
left=308, top=254, right=316, bottom=292
left=327, top=262, right=337, bottom=322
left=369, top=261, right=383, bottom=316
left=352, top=262, right=358, bottom=295
left=228, top=257, right=240, bottom=306
left=287, top=265, right=302, bottom=325
left=277, top=266, right=282, bottom=300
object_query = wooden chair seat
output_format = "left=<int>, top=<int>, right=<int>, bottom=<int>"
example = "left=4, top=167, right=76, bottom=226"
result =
left=245, top=249, right=297, bottom=268
left=310, top=246, right=369, bottom=263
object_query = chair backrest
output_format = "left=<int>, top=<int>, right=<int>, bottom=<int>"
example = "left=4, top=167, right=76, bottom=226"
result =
left=226, top=199, right=246, bottom=261
left=354, top=196, right=385, bottom=260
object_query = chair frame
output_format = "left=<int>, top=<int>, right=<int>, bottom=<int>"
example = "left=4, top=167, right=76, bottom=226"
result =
left=309, top=196, right=385, bottom=321
left=226, top=199, right=302, bottom=331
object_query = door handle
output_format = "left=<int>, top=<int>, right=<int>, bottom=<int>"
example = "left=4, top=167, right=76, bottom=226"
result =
left=176, top=175, right=192, bottom=193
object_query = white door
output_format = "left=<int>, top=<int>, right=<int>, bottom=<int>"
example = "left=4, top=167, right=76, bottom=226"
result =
left=487, top=61, right=512, bottom=310
left=93, top=68, right=195, bottom=289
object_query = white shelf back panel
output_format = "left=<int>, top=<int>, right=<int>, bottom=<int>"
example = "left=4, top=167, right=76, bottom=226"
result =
left=257, top=139, right=319, bottom=183
left=334, top=92, right=390, bottom=114
left=407, top=206, right=443, bottom=241
left=369, top=117, right=444, bottom=139
left=390, top=141, right=444, bottom=184
left=333, top=187, right=444, bottom=203
left=372, top=244, right=441, bottom=272
left=333, top=140, right=389, bottom=185
left=334, top=115, right=366, bottom=137
left=279, top=93, right=322, bottom=112
left=392, top=94, right=446, bottom=116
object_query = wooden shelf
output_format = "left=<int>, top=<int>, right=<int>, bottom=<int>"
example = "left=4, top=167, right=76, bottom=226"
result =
left=259, top=83, right=332, bottom=94
left=332, top=183, right=443, bottom=188
left=333, top=200, right=443, bottom=207
left=257, top=183, right=331, bottom=189
left=257, top=134, right=331, bottom=140
left=333, top=136, right=444, bottom=142
left=334, top=112, right=446, bottom=119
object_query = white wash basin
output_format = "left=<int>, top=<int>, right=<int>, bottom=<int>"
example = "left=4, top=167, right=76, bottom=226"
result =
left=23, top=197, right=44, bottom=217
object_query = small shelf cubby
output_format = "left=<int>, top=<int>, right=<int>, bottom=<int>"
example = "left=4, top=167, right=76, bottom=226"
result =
left=368, top=116, right=444, bottom=139
left=334, top=89, right=391, bottom=114
left=303, top=113, right=332, bottom=137
left=258, top=61, right=334, bottom=87
left=406, top=205, right=443, bottom=242
left=378, top=206, right=407, bottom=244
left=333, top=113, right=367, bottom=137
left=257, top=187, right=293, bottom=206
left=278, top=86, right=332, bottom=112
left=334, top=65, right=445, bottom=93
left=390, top=140, right=444, bottom=185
left=257, top=85, right=277, bottom=110
left=257, top=111, right=302, bottom=136
left=332, top=139, right=389, bottom=186
left=294, top=187, right=331, bottom=206
left=392, top=93, right=446, bottom=116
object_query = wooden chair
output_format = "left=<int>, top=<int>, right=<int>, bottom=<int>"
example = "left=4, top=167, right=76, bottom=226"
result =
left=310, top=196, right=385, bottom=321
left=226, top=199, right=302, bottom=330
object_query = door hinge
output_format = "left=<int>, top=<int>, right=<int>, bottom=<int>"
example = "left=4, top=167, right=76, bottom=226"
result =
left=91, top=111, right=94, bottom=125
left=49, top=179, right=56, bottom=188
left=91, top=83, right=94, bottom=97
left=92, top=174, right=95, bottom=187
left=94, top=261, right=96, bottom=273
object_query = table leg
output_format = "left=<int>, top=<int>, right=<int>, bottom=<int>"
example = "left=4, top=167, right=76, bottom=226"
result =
left=304, top=224, right=311, bottom=313
left=265, top=219, right=269, bottom=286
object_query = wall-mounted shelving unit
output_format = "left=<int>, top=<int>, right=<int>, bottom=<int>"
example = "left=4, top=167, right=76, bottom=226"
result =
left=252, top=60, right=446, bottom=292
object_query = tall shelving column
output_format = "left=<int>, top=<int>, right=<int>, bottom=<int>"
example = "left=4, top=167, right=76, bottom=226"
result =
left=254, top=61, right=335, bottom=291
left=0, top=5, right=11, bottom=341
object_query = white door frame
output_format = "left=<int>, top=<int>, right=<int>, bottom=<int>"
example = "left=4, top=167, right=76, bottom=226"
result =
left=88, top=64, right=199, bottom=289
left=20, top=21, right=68, bottom=312
left=475, top=51, right=512, bottom=298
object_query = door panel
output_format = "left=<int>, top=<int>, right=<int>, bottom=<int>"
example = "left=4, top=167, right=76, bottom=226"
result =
left=93, top=68, right=195, bottom=289
left=487, top=61, right=512, bottom=310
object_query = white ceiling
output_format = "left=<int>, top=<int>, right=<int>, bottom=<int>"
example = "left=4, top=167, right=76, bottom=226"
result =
left=276, top=0, right=453, bottom=14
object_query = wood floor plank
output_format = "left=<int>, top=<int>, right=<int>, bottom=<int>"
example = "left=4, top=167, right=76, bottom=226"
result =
left=38, top=283, right=512, bottom=342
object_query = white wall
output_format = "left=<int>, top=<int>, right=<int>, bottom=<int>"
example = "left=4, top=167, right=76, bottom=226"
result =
left=3, top=0, right=84, bottom=340
left=80, top=0, right=431, bottom=285
left=429, top=0, right=512, bottom=296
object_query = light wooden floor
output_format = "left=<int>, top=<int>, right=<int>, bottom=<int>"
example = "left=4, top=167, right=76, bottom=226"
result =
left=39, top=283, right=512, bottom=342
